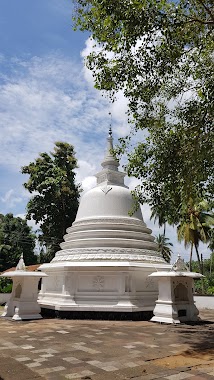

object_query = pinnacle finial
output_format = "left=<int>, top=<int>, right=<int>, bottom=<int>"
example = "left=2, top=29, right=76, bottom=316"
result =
left=16, top=253, right=26, bottom=271
left=109, top=127, right=112, bottom=137
left=171, top=254, right=189, bottom=272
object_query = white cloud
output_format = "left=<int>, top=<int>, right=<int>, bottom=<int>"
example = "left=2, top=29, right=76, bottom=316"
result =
left=75, top=160, right=97, bottom=192
left=0, top=52, right=130, bottom=176
left=81, top=176, right=97, bottom=192
left=81, top=38, right=129, bottom=137
left=0, top=189, right=28, bottom=209
left=75, top=160, right=97, bottom=182
left=0, top=52, right=129, bottom=218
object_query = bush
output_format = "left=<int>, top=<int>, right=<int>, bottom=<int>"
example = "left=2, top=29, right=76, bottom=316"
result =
left=0, top=278, right=12, bottom=293
left=194, top=277, right=214, bottom=295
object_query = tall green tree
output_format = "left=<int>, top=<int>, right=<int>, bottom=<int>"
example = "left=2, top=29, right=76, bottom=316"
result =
left=0, top=213, right=36, bottom=272
left=177, top=199, right=214, bottom=273
left=22, top=142, right=81, bottom=261
left=73, top=0, right=214, bottom=220
left=155, top=234, right=173, bottom=263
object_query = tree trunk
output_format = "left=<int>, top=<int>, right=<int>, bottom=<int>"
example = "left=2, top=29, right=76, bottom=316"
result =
left=195, top=244, right=204, bottom=293
left=163, top=223, right=166, bottom=237
left=61, top=197, right=66, bottom=237
left=161, top=223, right=166, bottom=258
left=195, top=244, right=202, bottom=273
left=189, top=243, right=193, bottom=271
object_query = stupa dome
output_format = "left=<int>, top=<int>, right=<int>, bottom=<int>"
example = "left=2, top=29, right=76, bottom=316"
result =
left=75, top=185, right=143, bottom=221
left=52, top=129, right=163, bottom=263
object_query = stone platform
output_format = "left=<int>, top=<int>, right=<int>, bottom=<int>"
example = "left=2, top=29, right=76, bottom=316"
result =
left=0, top=308, right=214, bottom=379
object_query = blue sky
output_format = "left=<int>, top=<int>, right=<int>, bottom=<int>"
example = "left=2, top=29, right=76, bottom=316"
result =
left=0, top=0, right=210, bottom=262
left=0, top=0, right=86, bottom=57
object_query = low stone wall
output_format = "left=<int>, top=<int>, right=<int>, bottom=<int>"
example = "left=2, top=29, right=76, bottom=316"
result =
left=0, top=293, right=11, bottom=305
left=194, top=295, right=214, bottom=310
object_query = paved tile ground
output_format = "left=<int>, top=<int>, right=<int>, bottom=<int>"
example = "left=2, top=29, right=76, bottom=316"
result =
left=0, top=309, right=214, bottom=380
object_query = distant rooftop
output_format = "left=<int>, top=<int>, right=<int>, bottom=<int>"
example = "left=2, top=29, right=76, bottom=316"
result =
left=1, top=264, right=41, bottom=274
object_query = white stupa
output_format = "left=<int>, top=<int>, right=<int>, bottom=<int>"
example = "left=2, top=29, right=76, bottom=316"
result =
left=38, top=130, right=170, bottom=318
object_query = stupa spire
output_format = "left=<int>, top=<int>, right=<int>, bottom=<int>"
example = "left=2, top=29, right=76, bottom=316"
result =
left=101, top=128, right=119, bottom=171
left=95, top=128, right=127, bottom=187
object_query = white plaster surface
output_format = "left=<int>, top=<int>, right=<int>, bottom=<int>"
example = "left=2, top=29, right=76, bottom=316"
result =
left=150, top=261, right=203, bottom=323
left=0, top=293, right=11, bottom=305
left=38, top=133, right=171, bottom=313
left=1, top=256, right=47, bottom=320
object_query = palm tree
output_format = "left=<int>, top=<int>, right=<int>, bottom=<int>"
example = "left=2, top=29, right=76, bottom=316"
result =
left=155, top=234, right=173, bottom=263
left=151, top=207, right=167, bottom=237
left=177, top=199, right=214, bottom=273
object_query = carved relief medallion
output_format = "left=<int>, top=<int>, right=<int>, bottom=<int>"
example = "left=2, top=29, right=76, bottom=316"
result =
left=93, top=276, right=105, bottom=291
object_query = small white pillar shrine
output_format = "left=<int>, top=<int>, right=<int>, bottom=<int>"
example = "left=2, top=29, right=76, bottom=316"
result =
left=149, top=255, right=204, bottom=324
left=1, top=254, right=47, bottom=321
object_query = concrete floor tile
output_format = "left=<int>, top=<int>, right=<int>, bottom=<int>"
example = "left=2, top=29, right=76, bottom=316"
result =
left=26, top=337, right=38, bottom=341
left=26, top=362, right=42, bottom=368
left=1, top=309, right=214, bottom=380
left=125, top=362, right=139, bottom=368
left=123, top=344, right=136, bottom=348
left=190, top=376, right=214, bottom=379
left=36, top=366, right=65, bottom=375
left=191, top=366, right=214, bottom=373
left=164, top=373, right=194, bottom=379
left=21, top=344, right=35, bottom=349
left=15, top=356, right=31, bottom=362
left=34, top=358, right=48, bottom=363
left=65, top=370, right=95, bottom=379
left=63, top=357, right=83, bottom=364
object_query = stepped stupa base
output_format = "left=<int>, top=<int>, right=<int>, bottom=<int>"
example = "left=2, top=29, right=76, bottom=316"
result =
left=38, top=260, right=170, bottom=318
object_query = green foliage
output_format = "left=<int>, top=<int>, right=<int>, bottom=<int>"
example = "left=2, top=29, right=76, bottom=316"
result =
left=155, top=234, right=173, bottom=263
left=194, top=277, right=214, bottom=295
left=177, top=199, right=214, bottom=273
left=0, top=213, right=37, bottom=272
left=73, top=0, right=214, bottom=224
left=22, top=142, right=81, bottom=261
left=192, top=254, right=214, bottom=294
left=125, top=114, right=214, bottom=226
left=0, top=278, right=12, bottom=293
